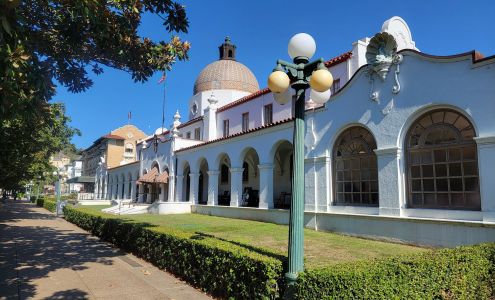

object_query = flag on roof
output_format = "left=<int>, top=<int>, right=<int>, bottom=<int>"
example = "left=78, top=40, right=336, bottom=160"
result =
left=158, top=73, right=167, bottom=84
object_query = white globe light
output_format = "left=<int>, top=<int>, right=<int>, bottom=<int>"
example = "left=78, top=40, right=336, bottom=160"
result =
left=310, top=88, right=331, bottom=104
left=155, top=127, right=167, bottom=135
left=273, top=87, right=294, bottom=105
left=288, top=33, right=316, bottom=60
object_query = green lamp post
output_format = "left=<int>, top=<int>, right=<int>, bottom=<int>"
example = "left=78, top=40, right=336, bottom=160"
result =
left=268, top=33, right=334, bottom=297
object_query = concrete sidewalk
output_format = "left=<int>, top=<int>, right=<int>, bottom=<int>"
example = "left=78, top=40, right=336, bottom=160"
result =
left=0, top=200, right=212, bottom=300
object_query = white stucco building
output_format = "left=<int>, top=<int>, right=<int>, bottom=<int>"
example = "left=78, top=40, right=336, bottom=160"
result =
left=100, top=17, right=495, bottom=247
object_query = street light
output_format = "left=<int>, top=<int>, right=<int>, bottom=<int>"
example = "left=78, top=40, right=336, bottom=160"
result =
left=36, top=175, right=41, bottom=201
left=268, top=33, right=333, bottom=297
left=53, top=169, right=67, bottom=216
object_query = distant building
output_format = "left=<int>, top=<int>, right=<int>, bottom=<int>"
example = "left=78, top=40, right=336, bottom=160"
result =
left=65, top=159, right=83, bottom=193
left=79, top=124, right=147, bottom=194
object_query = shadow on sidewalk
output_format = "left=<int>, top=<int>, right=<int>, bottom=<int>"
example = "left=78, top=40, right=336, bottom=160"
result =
left=0, top=201, right=121, bottom=299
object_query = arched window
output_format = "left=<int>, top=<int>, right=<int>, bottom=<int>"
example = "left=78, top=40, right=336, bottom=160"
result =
left=334, top=127, right=378, bottom=206
left=406, top=109, right=480, bottom=210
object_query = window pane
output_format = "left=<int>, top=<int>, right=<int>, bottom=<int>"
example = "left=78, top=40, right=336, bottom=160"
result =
left=464, top=177, right=478, bottom=192
left=412, top=193, right=422, bottom=206
left=410, top=152, right=421, bottom=165
left=351, top=158, right=359, bottom=169
left=448, top=149, right=461, bottom=161
left=344, top=182, right=352, bottom=192
left=424, top=193, right=435, bottom=205
left=361, top=182, right=369, bottom=192
left=434, top=150, right=447, bottom=162
left=422, top=165, right=434, bottom=177
left=423, top=179, right=434, bottom=191
left=412, top=179, right=422, bottom=192
left=353, top=193, right=360, bottom=203
left=451, top=193, right=464, bottom=206
left=449, top=163, right=462, bottom=176
left=436, top=179, right=448, bottom=191
left=336, top=160, right=344, bottom=170
left=411, top=166, right=421, bottom=178
left=437, top=193, right=449, bottom=206
left=360, top=158, right=369, bottom=168
left=344, top=171, right=351, bottom=181
left=450, top=178, right=463, bottom=191
left=463, top=162, right=478, bottom=176
left=421, top=151, right=433, bottom=164
left=463, top=147, right=476, bottom=160
left=466, top=193, right=480, bottom=207
left=435, top=164, right=447, bottom=177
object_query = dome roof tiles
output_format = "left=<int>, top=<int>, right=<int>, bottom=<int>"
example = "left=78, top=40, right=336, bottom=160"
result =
left=193, top=59, right=259, bottom=95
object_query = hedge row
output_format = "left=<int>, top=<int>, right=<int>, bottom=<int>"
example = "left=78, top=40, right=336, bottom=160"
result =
left=63, top=206, right=285, bottom=299
left=294, top=243, right=495, bottom=299
left=36, top=196, right=57, bottom=213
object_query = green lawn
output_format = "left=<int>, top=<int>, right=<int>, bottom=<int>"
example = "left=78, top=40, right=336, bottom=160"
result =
left=77, top=205, right=427, bottom=269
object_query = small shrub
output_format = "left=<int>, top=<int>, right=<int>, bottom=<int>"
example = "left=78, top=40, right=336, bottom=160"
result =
left=36, top=197, right=44, bottom=207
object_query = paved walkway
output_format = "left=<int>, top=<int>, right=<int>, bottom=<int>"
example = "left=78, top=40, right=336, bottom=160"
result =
left=0, top=200, right=212, bottom=300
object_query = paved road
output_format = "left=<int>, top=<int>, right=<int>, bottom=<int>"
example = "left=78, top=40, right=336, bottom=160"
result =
left=0, top=200, right=212, bottom=300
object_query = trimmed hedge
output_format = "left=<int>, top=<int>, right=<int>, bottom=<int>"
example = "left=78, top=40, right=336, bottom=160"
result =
left=36, top=197, right=44, bottom=207
left=43, top=199, right=57, bottom=213
left=63, top=206, right=285, bottom=299
left=294, top=243, right=495, bottom=299
left=36, top=196, right=57, bottom=213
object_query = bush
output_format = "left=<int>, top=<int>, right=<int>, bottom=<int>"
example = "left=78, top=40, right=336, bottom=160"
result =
left=294, top=244, right=495, bottom=299
left=30, top=195, right=36, bottom=203
left=36, top=197, right=44, bottom=207
left=63, top=206, right=284, bottom=299
left=43, top=199, right=57, bottom=213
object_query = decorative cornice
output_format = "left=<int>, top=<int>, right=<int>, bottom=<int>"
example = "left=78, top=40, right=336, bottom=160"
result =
left=474, top=136, right=495, bottom=146
left=374, top=146, right=402, bottom=156
left=304, top=156, right=331, bottom=163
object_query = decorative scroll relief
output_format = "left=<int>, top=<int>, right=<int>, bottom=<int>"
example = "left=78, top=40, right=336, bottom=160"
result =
left=366, top=32, right=403, bottom=102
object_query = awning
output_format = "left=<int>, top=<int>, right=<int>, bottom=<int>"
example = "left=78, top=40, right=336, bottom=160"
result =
left=137, top=167, right=168, bottom=184
left=66, top=176, right=95, bottom=183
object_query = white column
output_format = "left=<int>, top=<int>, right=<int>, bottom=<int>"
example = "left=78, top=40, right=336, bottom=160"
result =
left=474, top=136, right=495, bottom=222
left=207, top=170, right=220, bottom=206
left=189, top=173, right=200, bottom=204
left=374, top=147, right=402, bottom=216
left=230, top=168, right=244, bottom=207
left=175, top=175, right=184, bottom=202
left=258, top=164, right=274, bottom=209
left=146, top=184, right=152, bottom=203
left=138, top=184, right=144, bottom=202
left=167, top=175, right=175, bottom=202
left=305, top=156, right=331, bottom=212
left=130, top=181, right=136, bottom=201
left=159, top=184, right=166, bottom=202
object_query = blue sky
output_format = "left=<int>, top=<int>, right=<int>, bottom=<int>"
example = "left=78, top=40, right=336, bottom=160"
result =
left=55, top=0, right=495, bottom=149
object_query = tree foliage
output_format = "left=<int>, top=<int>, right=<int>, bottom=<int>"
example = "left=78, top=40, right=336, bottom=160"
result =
left=0, top=0, right=190, bottom=189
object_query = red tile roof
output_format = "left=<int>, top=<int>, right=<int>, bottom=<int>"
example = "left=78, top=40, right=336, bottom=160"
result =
left=216, top=51, right=352, bottom=113
left=176, top=118, right=294, bottom=153
left=102, top=134, right=125, bottom=140
left=177, top=116, right=203, bottom=129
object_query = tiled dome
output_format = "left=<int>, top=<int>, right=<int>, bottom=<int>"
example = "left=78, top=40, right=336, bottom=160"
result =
left=193, top=59, right=259, bottom=95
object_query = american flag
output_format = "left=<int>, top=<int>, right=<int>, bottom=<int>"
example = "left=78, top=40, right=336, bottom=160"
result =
left=158, top=73, right=167, bottom=84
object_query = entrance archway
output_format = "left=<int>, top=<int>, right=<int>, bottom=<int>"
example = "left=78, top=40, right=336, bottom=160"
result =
left=273, top=141, right=293, bottom=209
left=241, top=148, right=260, bottom=207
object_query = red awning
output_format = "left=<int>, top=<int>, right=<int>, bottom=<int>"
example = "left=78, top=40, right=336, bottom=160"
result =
left=137, top=167, right=168, bottom=184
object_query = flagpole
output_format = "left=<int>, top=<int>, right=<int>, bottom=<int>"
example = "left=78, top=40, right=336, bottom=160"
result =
left=160, top=72, right=167, bottom=132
